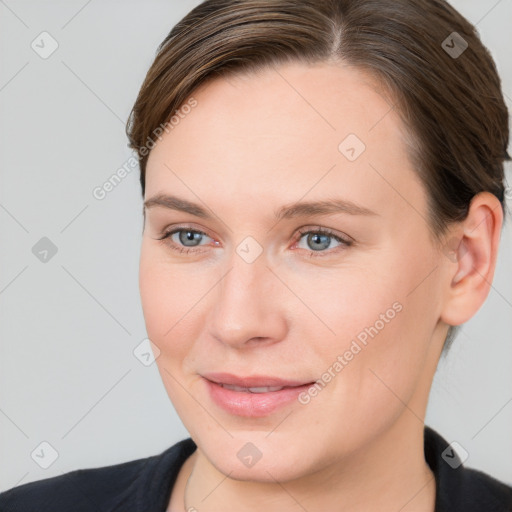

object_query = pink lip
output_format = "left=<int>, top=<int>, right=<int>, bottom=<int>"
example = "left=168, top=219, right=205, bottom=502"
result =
left=201, top=372, right=315, bottom=417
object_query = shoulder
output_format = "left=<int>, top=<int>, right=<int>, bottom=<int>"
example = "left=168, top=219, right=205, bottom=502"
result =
left=424, top=426, right=512, bottom=512
left=0, top=456, right=150, bottom=512
left=0, top=438, right=196, bottom=512
left=451, top=465, right=512, bottom=511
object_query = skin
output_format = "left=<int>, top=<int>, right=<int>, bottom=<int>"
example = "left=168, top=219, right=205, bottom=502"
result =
left=138, top=61, right=503, bottom=512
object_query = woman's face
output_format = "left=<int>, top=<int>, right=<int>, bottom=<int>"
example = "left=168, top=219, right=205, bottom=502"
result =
left=140, top=61, right=451, bottom=481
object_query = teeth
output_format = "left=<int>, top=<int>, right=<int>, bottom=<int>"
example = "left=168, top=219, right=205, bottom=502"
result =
left=248, top=386, right=284, bottom=393
left=220, top=384, right=285, bottom=393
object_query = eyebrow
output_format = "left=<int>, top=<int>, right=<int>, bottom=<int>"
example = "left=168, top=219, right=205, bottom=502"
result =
left=144, top=193, right=378, bottom=221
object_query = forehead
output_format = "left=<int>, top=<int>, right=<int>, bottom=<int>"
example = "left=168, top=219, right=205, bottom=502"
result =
left=145, top=61, right=426, bottom=224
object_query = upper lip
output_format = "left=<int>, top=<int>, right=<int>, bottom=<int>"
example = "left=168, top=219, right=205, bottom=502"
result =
left=202, top=372, right=314, bottom=388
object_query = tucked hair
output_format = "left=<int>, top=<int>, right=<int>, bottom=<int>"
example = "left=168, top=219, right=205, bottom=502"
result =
left=126, top=0, right=510, bottom=352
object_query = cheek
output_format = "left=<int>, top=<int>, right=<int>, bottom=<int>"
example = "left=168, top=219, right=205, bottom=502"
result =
left=139, top=250, right=198, bottom=408
left=139, top=247, right=190, bottom=350
left=307, top=264, right=403, bottom=350
left=139, top=244, right=214, bottom=372
left=139, top=252, right=168, bottom=339
left=304, top=301, right=426, bottom=449
left=309, top=250, right=434, bottom=404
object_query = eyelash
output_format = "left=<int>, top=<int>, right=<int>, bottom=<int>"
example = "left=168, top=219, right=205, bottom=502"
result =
left=155, top=225, right=353, bottom=258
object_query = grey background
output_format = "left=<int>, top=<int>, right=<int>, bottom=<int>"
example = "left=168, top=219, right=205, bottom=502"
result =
left=0, top=0, right=511, bottom=492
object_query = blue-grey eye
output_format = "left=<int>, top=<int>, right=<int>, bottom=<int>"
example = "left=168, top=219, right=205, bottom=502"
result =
left=176, top=229, right=206, bottom=247
left=297, top=231, right=344, bottom=252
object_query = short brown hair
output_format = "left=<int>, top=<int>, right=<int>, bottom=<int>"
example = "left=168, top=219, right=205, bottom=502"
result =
left=126, top=0, right=510, bottom=351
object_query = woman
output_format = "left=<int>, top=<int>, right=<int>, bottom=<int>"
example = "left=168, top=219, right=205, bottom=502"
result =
left=1, top=0, right=511, bottom=510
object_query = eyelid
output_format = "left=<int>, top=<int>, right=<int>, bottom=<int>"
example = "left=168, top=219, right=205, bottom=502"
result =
left=295, top=225, right=354, bottom=244
left=157, top=223, right=214, bottom=241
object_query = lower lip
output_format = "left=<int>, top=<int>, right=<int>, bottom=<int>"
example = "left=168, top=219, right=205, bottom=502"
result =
left=203, top=378, right=314, bottom=417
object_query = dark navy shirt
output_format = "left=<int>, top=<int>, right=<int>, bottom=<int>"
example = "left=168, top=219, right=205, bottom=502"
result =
left=1, top=426, right=511, bottom=511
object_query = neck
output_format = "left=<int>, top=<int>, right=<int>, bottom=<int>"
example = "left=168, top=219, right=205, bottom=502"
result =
left=180, top=415, right=436, bottom=512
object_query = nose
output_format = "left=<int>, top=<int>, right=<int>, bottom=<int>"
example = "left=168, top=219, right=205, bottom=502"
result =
left=206, top=249, right=288, bottom=350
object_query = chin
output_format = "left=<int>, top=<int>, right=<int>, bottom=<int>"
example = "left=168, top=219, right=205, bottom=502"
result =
left=198, top=434, right=318, bottom=484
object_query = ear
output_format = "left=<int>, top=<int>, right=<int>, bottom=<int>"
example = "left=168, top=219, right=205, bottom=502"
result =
left=439, top=192, right=503, bottom=326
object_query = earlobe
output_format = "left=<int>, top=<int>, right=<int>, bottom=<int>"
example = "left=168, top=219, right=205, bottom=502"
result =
left=440, top=192, right=503, bottom=326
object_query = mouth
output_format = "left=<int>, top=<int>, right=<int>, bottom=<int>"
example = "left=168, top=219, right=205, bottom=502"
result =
left=203, top=372, right=314, bottom=388
left=201, top=372, right=316, bottom=417
left=217, top=383, right=295, bottom=393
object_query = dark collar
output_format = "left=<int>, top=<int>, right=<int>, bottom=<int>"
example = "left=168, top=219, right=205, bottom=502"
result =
left=424, top=425, right=512, bottom=511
